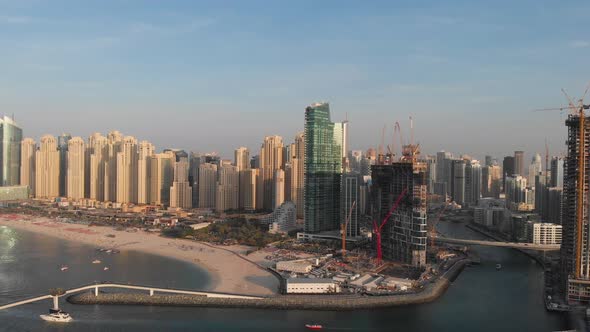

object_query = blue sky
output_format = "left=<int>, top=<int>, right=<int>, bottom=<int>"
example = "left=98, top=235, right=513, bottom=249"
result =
left=1, top=0, right=589, bottom=162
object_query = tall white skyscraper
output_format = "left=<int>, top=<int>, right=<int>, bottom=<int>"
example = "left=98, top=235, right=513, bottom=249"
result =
left=66, top=137, right=85, bottom=200
left=234, top=147, right=250, bottom=171
left=104, top=131, right=123, bottom=202
left=88, top=133, right=108, bottom=201
left=149, top=151, right=174, bottom=206
left=260, top=135, right=283, bottom=210
left=273, top=169, right=285, bottom=209
left=116, top=136, right=138, bottom=204
left=528, top=153, right=543, bottom=187
left=216, top=164, right=239, bottom=212
left=20, top=138, right=36, bottom=196
left=170, top=157, right=192, bottom=209
left=239, top=168, right=258, bottom=211
left=137, top=140, right=155, bottom=204
left=35, top=135, right=60, bottom=198
left=198, top=163, right=217, bottom=209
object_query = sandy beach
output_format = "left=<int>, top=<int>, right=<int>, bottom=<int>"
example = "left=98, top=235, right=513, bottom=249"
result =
left=0, top=214, right=278, bottom=296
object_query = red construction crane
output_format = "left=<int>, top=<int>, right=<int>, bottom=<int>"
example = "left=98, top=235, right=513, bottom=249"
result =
left=373, top=188, right=408, bottom=265
left=341, top=201, right=356, bottom=258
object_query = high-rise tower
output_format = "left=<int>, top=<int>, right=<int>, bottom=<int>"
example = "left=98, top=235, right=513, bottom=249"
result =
left=260, top=136, right=283, bottom=211
left=35, top=135, right=60, bottom=198
left=137, top=141, right=155, bottom=204
left=371, top=159, right=427, bottom=266
left=562, top=113, right=590, bottom=304
left=20, top=138, right=36, bottom=196
left=303, top=102, right=342, bottom=233
left=66, top=137, right=85, bottom=200
left=234, top=147, right=250, bottom=171
left=88, top=133, right=108, bottom=201
left=170, top=153, right=192, bottom=209
left=116, top=136, right=138, bottom=204
left=291, top=132, right=305, bottom=218
left=57, top=133, right=71, bottom=196
left=0, top=116, right=22, bottom=186
left=149, top=151, right=174, bottom=206
left=514, top=151, right=525, bottom=177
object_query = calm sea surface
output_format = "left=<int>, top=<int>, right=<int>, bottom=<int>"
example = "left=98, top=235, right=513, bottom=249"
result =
left=0, top=221, right=569, bottom=331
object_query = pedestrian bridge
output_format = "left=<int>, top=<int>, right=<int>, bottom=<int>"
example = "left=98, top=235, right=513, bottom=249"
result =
left=432, top=236, right=560, bottom=251
left=0, top=283, right=263, bottom=311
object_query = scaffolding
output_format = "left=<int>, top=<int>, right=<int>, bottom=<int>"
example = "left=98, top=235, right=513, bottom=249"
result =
left=371, top=161, right=427, bottom=267
left=563, top=114, right=590, bottom=304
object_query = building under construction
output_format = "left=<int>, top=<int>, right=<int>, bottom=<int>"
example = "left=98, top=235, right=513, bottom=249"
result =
left=371, top=153, right=427, bottom=267
left=562, top=113, right=590, bottom=305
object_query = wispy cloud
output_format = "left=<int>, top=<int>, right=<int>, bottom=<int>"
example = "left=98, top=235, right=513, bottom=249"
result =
left=569, top=40, right=590, bottom=48
left=129, top=18, right=215, bottom=35
left=0, top=15, right=33, bottom=24
left=418, top=15, right=459, bottom=26
left=24, top=63, right=64, bottom=72
left=24, top=36, right=120, bottom=53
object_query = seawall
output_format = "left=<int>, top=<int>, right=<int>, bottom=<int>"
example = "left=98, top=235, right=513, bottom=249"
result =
left=68, top=259, right=467, bottom=310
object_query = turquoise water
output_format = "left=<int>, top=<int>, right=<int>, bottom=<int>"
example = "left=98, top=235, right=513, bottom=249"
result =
left=0, top=222, right=569, bottom=331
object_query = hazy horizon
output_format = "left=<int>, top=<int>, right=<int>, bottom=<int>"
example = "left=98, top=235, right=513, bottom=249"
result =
left=1, top=1, right=589, bottom=161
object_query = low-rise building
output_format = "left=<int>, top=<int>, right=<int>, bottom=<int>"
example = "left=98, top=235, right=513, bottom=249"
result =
left=285, top=278, right=340, bottom=294
left=276, top=259, right=314, bottom=274
left=0, top=186, right=29, bottom=201
left=527, top=222, right=562, bottom=245
left=383, top=277, right=414, bottom=291
left=263, top=201, right=297, bottom=234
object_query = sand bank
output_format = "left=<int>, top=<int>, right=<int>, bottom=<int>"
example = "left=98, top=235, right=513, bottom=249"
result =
left=0, top=214, right=278, bottom=296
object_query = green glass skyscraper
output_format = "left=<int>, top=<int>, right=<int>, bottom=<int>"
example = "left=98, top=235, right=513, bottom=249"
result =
left=304, top=102, right=342, bottom=233
left=0, top=116, right=22, bottom=186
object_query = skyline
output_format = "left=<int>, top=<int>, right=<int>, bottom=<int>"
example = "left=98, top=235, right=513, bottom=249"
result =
left=1, top=1, right=590, bottom=159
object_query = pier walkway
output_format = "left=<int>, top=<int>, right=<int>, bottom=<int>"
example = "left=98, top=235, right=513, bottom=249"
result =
left=0, top=283, right=262, bottom=311
left=431, top=235, right=560, bottom=251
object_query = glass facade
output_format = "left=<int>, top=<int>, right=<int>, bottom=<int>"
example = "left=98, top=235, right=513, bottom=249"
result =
left=58, top=133, right=71, bottom=197
left=304, top=103, right=342, bottom=233
left=0, top=116, right=23, bottom=186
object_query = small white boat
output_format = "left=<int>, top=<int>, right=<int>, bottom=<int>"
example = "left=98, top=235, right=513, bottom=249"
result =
left=496, top=263, right=502, bottom=270
left=103, top=266, right=109, bottom=271
left=40, top=309, right=73, bottom=322
left=60, top=266, right=69, bottom=271
left=92, top=259, right=101, bottom=264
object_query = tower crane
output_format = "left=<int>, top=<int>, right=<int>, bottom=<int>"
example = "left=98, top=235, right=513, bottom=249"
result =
left=378, top=125, right=386, bottom=165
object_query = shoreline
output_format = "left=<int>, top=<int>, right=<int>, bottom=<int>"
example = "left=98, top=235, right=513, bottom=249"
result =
left=0, top=214, right=278, bottom=296
left=67, top=259, right=468, bottom=310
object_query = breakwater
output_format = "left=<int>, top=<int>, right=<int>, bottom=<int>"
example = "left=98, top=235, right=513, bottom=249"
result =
left=68, top=259, right=467, bottom=310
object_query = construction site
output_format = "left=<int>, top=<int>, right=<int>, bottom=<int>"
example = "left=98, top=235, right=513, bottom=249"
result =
left=263, top=118, right=468, bottom=296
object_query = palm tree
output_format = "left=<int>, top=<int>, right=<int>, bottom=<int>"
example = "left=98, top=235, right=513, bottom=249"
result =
left=49, top=288, right=65, bottom=296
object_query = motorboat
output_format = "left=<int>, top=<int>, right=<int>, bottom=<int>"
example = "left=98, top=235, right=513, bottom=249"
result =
left=60, top=266, right=69, bottom=271
left=92, top=259, right=101, bottom=264
left=305, top=324, right=323, bottom=330
left=496, top=263, right=502, bottom=270
left=103, top=266, right=109, bottom=271
left=40, top=309, right=73, bottom=322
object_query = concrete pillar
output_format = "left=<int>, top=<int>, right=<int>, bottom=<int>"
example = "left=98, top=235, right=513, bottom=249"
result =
left=149, top=289, right=154, bottom=296
left=94, top=287, right=99, bottom=296
left=52, top=296, right=59, bottom=310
